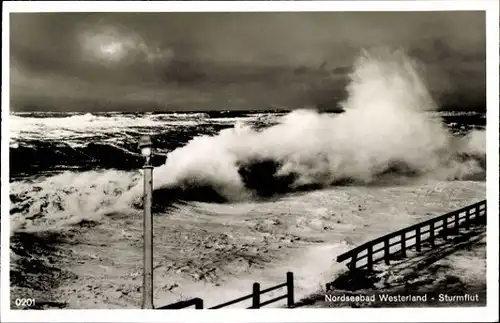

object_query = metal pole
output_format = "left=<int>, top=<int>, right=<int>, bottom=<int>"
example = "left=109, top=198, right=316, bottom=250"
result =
left=142, top=162, right=154, bottom=309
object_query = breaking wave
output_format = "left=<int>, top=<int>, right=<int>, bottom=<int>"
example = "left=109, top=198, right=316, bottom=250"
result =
left=10, top=48, right=486, bottom=232
left=149, top=48, right=485, bottom=200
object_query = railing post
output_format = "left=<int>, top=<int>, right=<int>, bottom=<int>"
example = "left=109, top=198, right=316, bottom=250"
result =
left=384, top=240, right=390, bottom=265
left=286, top=272, right=294, bottom=308
left=454, top=212, right=459, bottom=231
left=349, top=254, right=357, bottom=271
left=195, top=298, right=203, bottom=309
left=415, top=227, right=421, bottom=252
left=465, top=209, right=471, bottom=230
left=429, top=222, right=435, bottom=247
left=442, top=217, right=450, bottom=240
left=367, top=245, right=373, bottom=271
left=252, top=283, right=260, bottom=309
left=401, top=232, right=406, bottom=257
left=476, top=205, right=484, bottom=224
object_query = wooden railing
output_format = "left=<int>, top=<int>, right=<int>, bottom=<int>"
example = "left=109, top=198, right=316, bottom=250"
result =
left=158, top=272, right=294, bottom=309
left=336, top=200, right=486, bottom=272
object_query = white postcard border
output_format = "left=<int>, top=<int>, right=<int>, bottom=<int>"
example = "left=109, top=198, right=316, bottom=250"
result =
left=1, top=1, right=498, bottom=322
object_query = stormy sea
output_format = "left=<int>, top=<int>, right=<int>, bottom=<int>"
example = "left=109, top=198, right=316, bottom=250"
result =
left=9, top=51, right=486, bottom=309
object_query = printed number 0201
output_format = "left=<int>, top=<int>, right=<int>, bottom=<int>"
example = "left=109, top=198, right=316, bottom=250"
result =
left=15, top=298, right=35, bottom=307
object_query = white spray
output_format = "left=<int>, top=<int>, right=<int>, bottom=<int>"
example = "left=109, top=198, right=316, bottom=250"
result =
left=151, top=48, right=484, bottom=200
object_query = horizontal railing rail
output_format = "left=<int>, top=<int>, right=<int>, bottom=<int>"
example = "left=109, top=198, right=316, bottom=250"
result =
left=157, top=297, right=203, bottom=309
left=208, top=293, right=254, bottom=309
left=336, top=200, right=486, bottom=271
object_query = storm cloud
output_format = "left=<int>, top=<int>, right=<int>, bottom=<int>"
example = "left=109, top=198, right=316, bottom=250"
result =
left=10, top=11, right=486, bottom=112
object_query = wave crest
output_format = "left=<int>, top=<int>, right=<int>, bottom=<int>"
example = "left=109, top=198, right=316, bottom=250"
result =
left=150, top=48, right=485, bottom=201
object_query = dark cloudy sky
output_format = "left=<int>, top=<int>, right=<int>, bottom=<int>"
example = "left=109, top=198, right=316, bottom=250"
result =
left=10, top=11, right=485, bottom=112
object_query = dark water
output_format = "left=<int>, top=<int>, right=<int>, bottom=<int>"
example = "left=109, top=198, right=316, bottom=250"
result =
left=9, top=110, right=283, bottom=179
left=8, top=110, right=485, bottom=180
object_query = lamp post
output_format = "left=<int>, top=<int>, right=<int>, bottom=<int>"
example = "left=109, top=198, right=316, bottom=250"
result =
left=138, top=135, right=154, bottom=309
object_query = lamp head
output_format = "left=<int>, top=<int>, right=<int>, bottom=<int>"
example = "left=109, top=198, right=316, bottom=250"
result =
left=138, top=136, right=153, bottom=157
left=141, top=147, right=152, bottom=158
